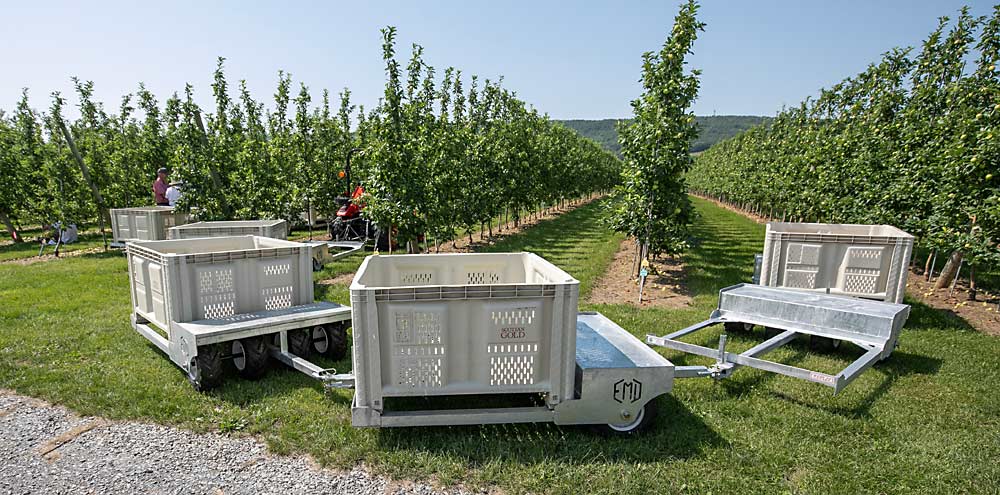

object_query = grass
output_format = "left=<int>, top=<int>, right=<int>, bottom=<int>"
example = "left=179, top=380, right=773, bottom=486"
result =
left=1, top=198, right=998, bottom=494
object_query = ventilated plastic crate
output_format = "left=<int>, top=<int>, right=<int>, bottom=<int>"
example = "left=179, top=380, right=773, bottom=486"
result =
left=349, top=253, right=580, bottom=412
left=111, top=206, right=188, bottom=244
left=126, top=236, right=314, bottom=331
left=760, top=222, right=914, bottom=304
left=167, top=220, right=288, bottom=240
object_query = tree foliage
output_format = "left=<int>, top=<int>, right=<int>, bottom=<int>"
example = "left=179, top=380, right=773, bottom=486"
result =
left=0, top=31, right=620, bottom=245
left=689, top=6, right=1000, bottom=279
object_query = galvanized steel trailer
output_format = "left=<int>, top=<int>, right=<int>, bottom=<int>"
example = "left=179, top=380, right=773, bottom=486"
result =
left=647, top=284, right=910, bottom=394
left=127, top=236, right=353, bottom=390
left=323, top=312, right=674, bottom=432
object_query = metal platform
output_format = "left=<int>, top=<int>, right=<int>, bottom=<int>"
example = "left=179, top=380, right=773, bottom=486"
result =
left=170, top=301, right=352, bottom=346
left=134, top=301, right=352, bottom=381
left=647, top=284, right=910, bottom=394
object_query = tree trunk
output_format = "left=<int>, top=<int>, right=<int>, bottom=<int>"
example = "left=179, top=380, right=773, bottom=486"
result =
left=934, top=251, right=963, bottom=290
left=967, top=265, right=977, bottom=301
left=0, top=210, right=22, bottom=243
left=924, top=251, right=935, bottom=281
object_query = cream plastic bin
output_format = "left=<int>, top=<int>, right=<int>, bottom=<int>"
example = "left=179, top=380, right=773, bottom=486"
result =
left=167, top=220, right=288, bottom=240
left=760, top=222, right=914, bottom=304
left=349, top=253, right=580, bottom=415
left=126, top=236, right=314, bottom=331
left=111, top=206, right=188, bottom=244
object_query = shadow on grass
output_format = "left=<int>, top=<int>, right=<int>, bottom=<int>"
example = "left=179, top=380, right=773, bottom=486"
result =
left=372, top=394, right=726, bottom=465
left=662, top=318, right=943, bottom=418
left=769, top=349, right=942, bottom=419
left=80, top=249, right=123, bottom=260
left=901, top=299, right=980, bottom=333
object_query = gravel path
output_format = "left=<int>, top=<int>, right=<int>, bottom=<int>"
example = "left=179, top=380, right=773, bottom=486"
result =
left=0, top=391, right=472, bottom=495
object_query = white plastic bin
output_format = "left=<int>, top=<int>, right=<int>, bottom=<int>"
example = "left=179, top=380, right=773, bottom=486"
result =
left=349, top=253, right=580, bottom=415
left=760, top=222, right=914, bottom=304
left=167, top=220, right=288, bottom=240
left=111, top=206, right=187, bottom=244
left=126, top=236, right=314, bottom=331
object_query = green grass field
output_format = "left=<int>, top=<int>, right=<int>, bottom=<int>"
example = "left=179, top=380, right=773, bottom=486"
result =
left=0, top=197, right=997, bottom=494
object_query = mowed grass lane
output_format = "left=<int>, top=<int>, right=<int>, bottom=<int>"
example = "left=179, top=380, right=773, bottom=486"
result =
left=0, top=198, right=997, bottom=494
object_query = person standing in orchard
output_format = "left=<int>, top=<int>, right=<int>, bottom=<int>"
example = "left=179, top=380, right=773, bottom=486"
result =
left=153, top=167, right=170, bottom=206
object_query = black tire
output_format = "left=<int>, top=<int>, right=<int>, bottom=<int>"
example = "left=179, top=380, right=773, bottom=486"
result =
left=809, top=335, right=841, bottom=353
left=309, top=324, right=349, bottom=360
left=592, top=400, right=659, bottom=437
left=288, top=328, right=312, bottom=357
left=327, top=323, right=348, bottom=360
left=312, top=257, right=323, bottom=272
left=190, top=344, right=225, bottom=391
left=232, top=337, right=269, bottom=380
left=723, top=321, right=753, bottom=333
left=763, top=327, right=783, bottom=339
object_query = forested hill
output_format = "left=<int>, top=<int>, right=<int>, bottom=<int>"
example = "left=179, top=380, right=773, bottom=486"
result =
left=558, top=115, right=771, bottom=154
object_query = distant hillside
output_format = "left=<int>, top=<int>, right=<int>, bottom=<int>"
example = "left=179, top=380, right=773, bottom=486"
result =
left=558, top=115, right=771, bottom=155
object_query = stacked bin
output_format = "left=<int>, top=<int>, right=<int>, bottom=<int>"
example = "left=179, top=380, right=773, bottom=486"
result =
left=111, top=206, right=188, bottom=244
left=167, top=220, right=288, bottom=240
left=760, top=222, right=914, bottom=304
left=349, top=253, right=579, bottom=425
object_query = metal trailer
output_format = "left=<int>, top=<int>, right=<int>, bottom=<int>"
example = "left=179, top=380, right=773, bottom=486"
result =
left=323, top=311, right=674, bottom=433
left=301, top=240, right=365, bottom=271
left=110, top=206, right=188, bottom=247
left=647, top=284, right=910, bottom=394
left=167, top=220, right=289, bottom=241
left=126, top=235, right=352, bottom=389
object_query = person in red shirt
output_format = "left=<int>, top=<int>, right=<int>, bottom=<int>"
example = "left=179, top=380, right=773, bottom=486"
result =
left=153, top=168, right=170, bottom=206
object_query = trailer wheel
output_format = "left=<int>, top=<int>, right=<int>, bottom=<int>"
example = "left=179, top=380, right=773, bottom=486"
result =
left=190, top=344, right=225, bottom=391
left=723, top=322, right=753, bottom=333
left=311, top=325, right=330, bottom=354
left=232, top=337, right=269, bottom=379
left=593, top=400, right=658, bottom=437
left=288, top=329, right=312, bottom=357
left=326, top=323, right=348, bottom=360
left=809, top=335, right=841, bottom=353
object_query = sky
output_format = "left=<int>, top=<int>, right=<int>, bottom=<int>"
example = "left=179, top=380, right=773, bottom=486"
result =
left=1, top=0, right=996, bottom=121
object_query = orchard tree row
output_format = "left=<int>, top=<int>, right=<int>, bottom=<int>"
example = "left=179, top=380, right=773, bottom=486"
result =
left=689, top=6, right=1000, bottom=294
left=0, top=27, right=620, bottom=247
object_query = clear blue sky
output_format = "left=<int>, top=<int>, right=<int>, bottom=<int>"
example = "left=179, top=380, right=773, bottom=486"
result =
left=2, top=0, right=995, bottom=120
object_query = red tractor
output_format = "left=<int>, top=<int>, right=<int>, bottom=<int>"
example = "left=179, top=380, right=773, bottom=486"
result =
left=329, top=149, right=389, bottom=250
